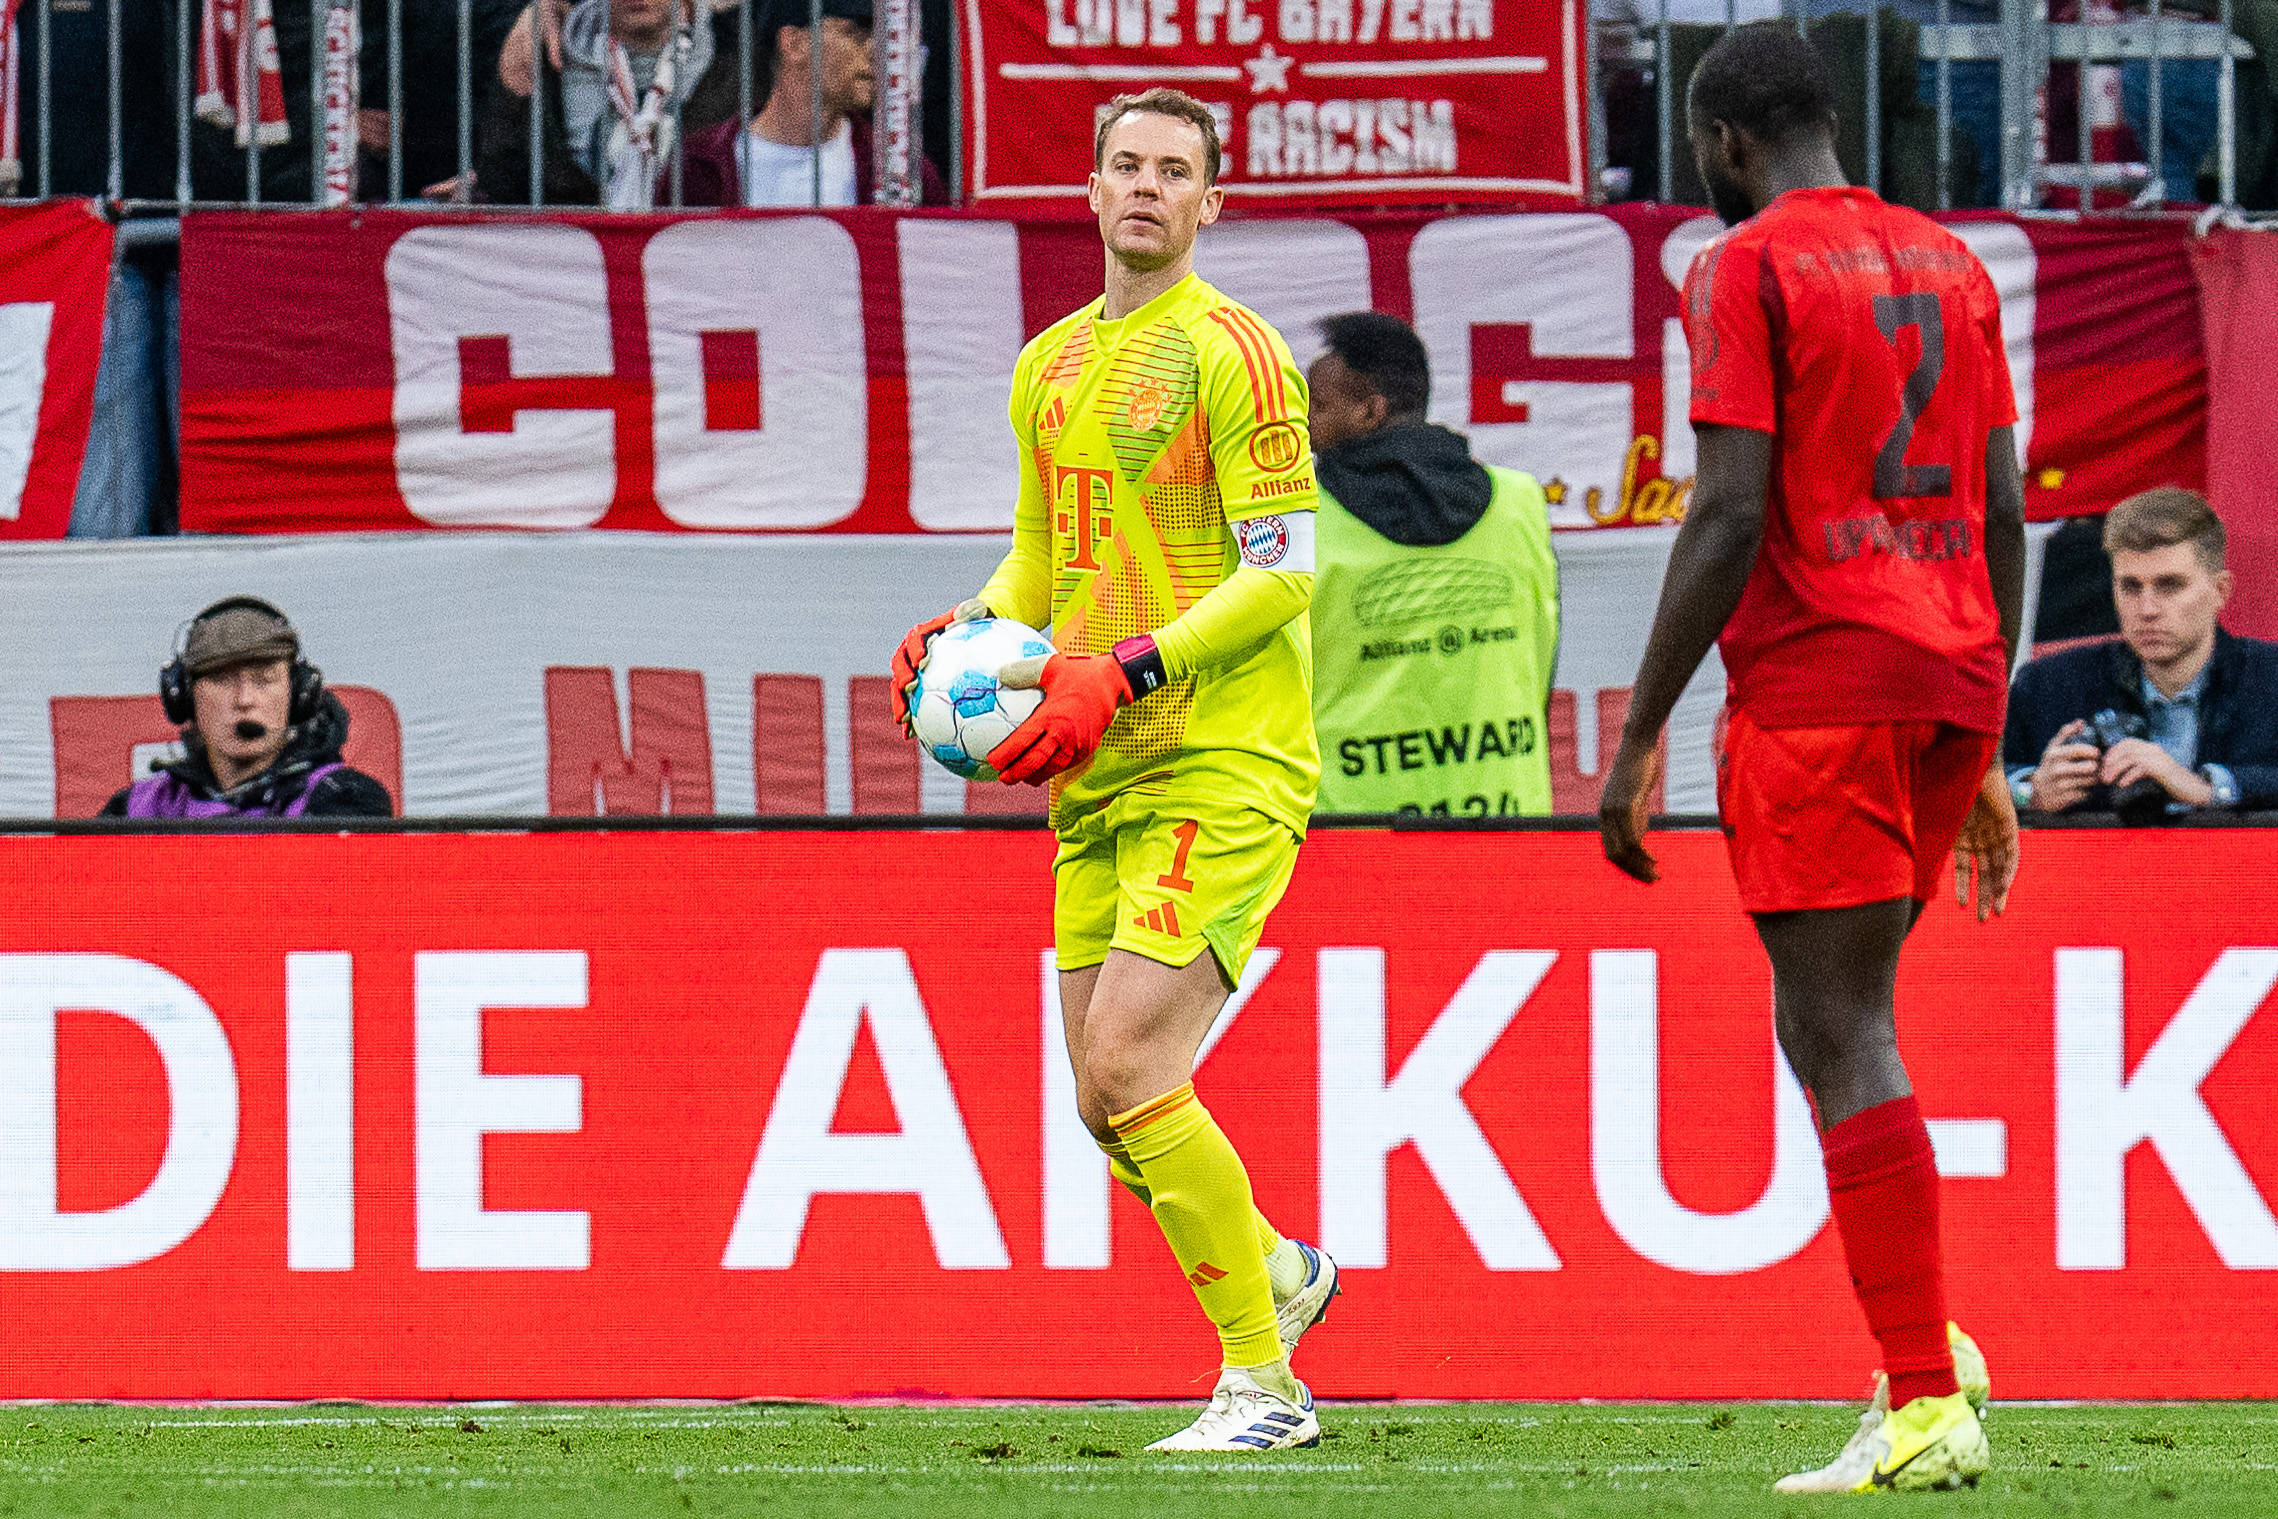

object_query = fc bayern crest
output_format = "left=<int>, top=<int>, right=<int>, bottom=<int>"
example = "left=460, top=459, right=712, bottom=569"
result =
left=1239, top=515, right=1291, bottom=568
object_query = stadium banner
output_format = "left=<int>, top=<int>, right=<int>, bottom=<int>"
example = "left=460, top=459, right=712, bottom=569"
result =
left=0, top=525, right=2060, bottom=819
left=2, top=828, right=2274, bottom=1400
left=2193, top=226, right=2278, bottom=641
left=175, top=206, right=2203, bottom=537
left=0, top=200, right=114, bottom=540
left=958, top=0, right=1585, bottom=206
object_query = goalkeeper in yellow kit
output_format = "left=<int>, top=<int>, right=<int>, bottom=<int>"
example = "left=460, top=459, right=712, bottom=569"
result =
left=889, top=87, right=1337, bottom=1452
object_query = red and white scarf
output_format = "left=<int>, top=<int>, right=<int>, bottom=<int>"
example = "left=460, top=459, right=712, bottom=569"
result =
left=563, top=0, right=709, bottom=211
left=0, top=0, right=22, bottom=196
left=196, top=0, right=290, bottom=149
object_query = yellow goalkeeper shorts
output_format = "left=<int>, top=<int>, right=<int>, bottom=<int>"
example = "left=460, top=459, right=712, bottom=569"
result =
left=1052, top=791, right=1302, bottom=984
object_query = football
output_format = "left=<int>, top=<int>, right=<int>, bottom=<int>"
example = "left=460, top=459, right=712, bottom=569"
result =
left=909, top=617, right=1053, bottom=781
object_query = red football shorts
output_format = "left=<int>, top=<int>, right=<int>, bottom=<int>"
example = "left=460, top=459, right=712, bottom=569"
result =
left=1716, top=710, right=2001, bottom=914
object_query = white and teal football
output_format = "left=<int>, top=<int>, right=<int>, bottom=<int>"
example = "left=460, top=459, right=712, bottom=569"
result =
left=909, top=618, right=1053, bottom=781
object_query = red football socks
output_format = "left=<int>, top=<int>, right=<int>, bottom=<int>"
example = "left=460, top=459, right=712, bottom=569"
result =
left=1821, top=1095, right=1960, bottom=1408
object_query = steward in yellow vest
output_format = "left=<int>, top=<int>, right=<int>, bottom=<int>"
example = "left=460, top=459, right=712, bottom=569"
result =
left=1306, top=312, right=1560, bottom=817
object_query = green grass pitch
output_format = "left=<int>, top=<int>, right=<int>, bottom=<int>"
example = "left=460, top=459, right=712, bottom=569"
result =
left=5, top=1401, right=2275, bottom=1517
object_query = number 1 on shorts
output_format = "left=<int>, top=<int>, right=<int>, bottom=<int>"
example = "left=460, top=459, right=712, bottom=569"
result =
left=1156, top=818, right=1200, bottom=893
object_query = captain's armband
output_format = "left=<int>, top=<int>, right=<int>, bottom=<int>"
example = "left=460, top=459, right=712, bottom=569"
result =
left=1230, top=510, right=1316, bottom=574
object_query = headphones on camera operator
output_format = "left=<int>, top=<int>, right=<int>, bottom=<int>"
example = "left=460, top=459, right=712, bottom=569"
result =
left=158, top=596, right=327, bottom=729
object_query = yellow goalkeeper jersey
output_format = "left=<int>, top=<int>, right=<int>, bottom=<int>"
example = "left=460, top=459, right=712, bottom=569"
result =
left=980, top=273, right=1321, bottom=836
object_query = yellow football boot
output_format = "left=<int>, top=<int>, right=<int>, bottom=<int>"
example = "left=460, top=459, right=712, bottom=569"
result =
left=1862, top=1391, right=1990, bottom=1491
left=1773, top=1324, right=1991, bottom=1494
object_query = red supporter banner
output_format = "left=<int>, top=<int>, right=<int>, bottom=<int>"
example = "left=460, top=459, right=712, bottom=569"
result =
left=2193, top=226, right=2278, bottom=641
left=3, top=829, right=2275, bottom=1400
left=0, top=200, right=113, bottom=539
left=175, top=206, right=2205, bottom=536
left=959, top=0, right=1584, bottom=206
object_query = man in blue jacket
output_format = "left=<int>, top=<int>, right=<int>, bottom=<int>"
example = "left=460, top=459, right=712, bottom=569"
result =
left=2006, top=488, right=2278, bottom=819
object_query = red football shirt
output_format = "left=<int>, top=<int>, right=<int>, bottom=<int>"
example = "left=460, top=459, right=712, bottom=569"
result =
left=1685, top=186, right=2016, bottom=732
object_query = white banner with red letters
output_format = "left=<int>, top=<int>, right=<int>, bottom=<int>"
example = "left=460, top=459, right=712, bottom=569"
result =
left=0, top=526, right=2060, bottom=821
left=176, top=206, right=2207, bottom=537
left=0, top=201, right=113, bottom=539
left=0, top=529, right=1686, bottom=818
left=960, top=0, right=1585, bottom=205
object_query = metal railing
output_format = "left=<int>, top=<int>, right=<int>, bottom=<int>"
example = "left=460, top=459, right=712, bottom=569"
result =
left=9, top=0, right=926, bottom=212
left=0, top=0, right=2262, bottom=213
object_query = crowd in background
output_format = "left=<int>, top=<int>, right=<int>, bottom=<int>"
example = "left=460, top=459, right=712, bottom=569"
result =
left=5, top=0, right=956, bottom=207
left=1595, top=0, right=2278, bottom=210
left=24, top=3, right=2269, bottom=214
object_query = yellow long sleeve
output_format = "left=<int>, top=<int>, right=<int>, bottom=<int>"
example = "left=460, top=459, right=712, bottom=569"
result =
left=976, top=452, right=1054, bottom=628
left=1152, top=566, right=1312, bottom=682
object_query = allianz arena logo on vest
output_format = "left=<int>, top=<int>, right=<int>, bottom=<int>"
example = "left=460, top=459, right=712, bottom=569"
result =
left=1238, top=515, right=1290, bottom=568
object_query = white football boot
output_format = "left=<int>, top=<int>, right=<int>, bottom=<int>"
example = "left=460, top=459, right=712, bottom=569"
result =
left=1773, top=1376, right=1892, bottom=1494
left=1144, top=1367, right=1321, bottom=1453
left=1276, top=1241, right=1342, bottom=1359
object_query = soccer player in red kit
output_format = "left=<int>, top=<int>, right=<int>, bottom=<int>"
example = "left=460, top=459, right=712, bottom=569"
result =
left=1598, top=23, right=2026, bottom=1494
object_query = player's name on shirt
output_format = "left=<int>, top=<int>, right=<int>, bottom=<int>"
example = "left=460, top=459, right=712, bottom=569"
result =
left=1790, top=243, right=1981, bottom=279
left=1823, top=511, right=1978, bottom=566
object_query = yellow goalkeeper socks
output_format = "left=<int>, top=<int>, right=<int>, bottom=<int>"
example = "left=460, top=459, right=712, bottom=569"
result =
left=1112, top=1082, right=1284, bottom=1369
left=1102, top=1134, right=1301, bottom=1304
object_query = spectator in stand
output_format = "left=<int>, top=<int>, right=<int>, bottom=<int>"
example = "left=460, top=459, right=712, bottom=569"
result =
left=677, top=0, right=946, bottom=206
left=2006, top=489, right=2278, bottom=820
left=1306, top=312, right=1560, bottom=817
left=357, top=0, right=525, bottom=200
left=477, top=0, right=738, bottom=206
left=2111, top=0, right=2222, bottom=203
left=103, top=598, right=394, bottom=820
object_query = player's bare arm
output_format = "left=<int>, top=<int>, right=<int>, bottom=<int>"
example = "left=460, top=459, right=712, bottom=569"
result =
left=1598, top=423, right=1773, bottom=883
left=1952, top=424, right=2029, bottom=920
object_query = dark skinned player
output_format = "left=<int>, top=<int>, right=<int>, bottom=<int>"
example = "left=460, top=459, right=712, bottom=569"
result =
left=1597, top=22, right=2026, bottom=1494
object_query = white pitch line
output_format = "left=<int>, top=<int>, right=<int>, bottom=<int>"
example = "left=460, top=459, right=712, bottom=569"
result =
left=1302, top=55, right=1547, bottom=76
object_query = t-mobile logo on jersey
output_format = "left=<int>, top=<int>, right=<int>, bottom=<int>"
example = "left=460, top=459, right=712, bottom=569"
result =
left=1054, top=468, right=1116, bottom=572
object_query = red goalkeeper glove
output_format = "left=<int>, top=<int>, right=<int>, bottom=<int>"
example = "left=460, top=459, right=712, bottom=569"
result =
left=889, top=599, right=988, bottom=732
left=986, top=634, right=1168, bottom=786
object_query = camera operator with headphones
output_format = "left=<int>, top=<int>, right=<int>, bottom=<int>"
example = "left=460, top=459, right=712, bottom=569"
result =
left=100, top=597, right=395, bottom=820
